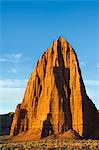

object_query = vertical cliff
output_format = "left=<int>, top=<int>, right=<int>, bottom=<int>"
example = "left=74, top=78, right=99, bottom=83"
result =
left=10, top=36, right=99, bottom=139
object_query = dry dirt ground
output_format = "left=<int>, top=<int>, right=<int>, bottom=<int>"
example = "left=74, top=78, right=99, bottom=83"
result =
left=0, top=135, right=99, bottom=150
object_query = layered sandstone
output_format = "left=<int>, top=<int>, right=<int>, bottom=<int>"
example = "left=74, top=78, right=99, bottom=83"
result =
left=10, top=36, right=99, bottom=139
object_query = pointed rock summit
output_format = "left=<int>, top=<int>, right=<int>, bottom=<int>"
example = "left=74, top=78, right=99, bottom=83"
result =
left=10, top=36, right=99, bottom=140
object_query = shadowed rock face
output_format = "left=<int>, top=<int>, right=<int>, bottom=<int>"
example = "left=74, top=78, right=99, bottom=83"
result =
left=10, top=36, right=99, bottom=139
left=0, top=112, right=14, bottom=135
left=41, top=113, right=54, bottom=138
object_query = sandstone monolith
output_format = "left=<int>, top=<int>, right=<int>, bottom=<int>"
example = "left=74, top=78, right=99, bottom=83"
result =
left=10, top=36, right=99, bottom=139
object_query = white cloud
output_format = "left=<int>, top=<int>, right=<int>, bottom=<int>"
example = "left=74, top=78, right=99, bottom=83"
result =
left=80, top=61, right=87, bottom=67
left=0, top=53, right=22, bottom=63
left=0, top=79, right=27, bottom=88
left=0, top=87, right=25, bottom=114
left=84, top=80, right=99, bottom=86
left=8, top=68, right=17, bottom=73
left=84, top=79, right=99, bottom=109
left=85, top=88, right=99, bottom=109
left=0, top=87, right=25, bottom=103
left=0, top=78, right=99, bottom=114
left=0, top=79, right=28, bottom=114
left=0, top=79, right=27, bottom=114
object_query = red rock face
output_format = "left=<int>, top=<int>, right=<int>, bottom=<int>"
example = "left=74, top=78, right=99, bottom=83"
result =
left=10, top=36, right=99, bottom=139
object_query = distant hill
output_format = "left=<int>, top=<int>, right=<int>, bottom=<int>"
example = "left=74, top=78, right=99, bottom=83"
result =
left=0, top=112, right=14, bottom=135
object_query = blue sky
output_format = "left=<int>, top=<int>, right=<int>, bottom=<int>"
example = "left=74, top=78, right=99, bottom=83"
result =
left=0, top=0, right=99, bottom=114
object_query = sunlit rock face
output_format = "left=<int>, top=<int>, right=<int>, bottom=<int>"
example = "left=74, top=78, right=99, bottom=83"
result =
left=10, top=36, right=99, bottom=139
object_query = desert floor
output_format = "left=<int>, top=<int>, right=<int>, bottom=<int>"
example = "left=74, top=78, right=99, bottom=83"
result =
left=0, top=135, right=99, bottom=150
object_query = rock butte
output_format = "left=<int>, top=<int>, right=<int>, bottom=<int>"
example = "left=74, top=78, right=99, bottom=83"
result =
left=10, top=36, right=99, bottom=140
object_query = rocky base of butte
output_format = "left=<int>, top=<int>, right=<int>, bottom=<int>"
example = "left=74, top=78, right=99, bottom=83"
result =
left=10, top=36, right=99, bottom=140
